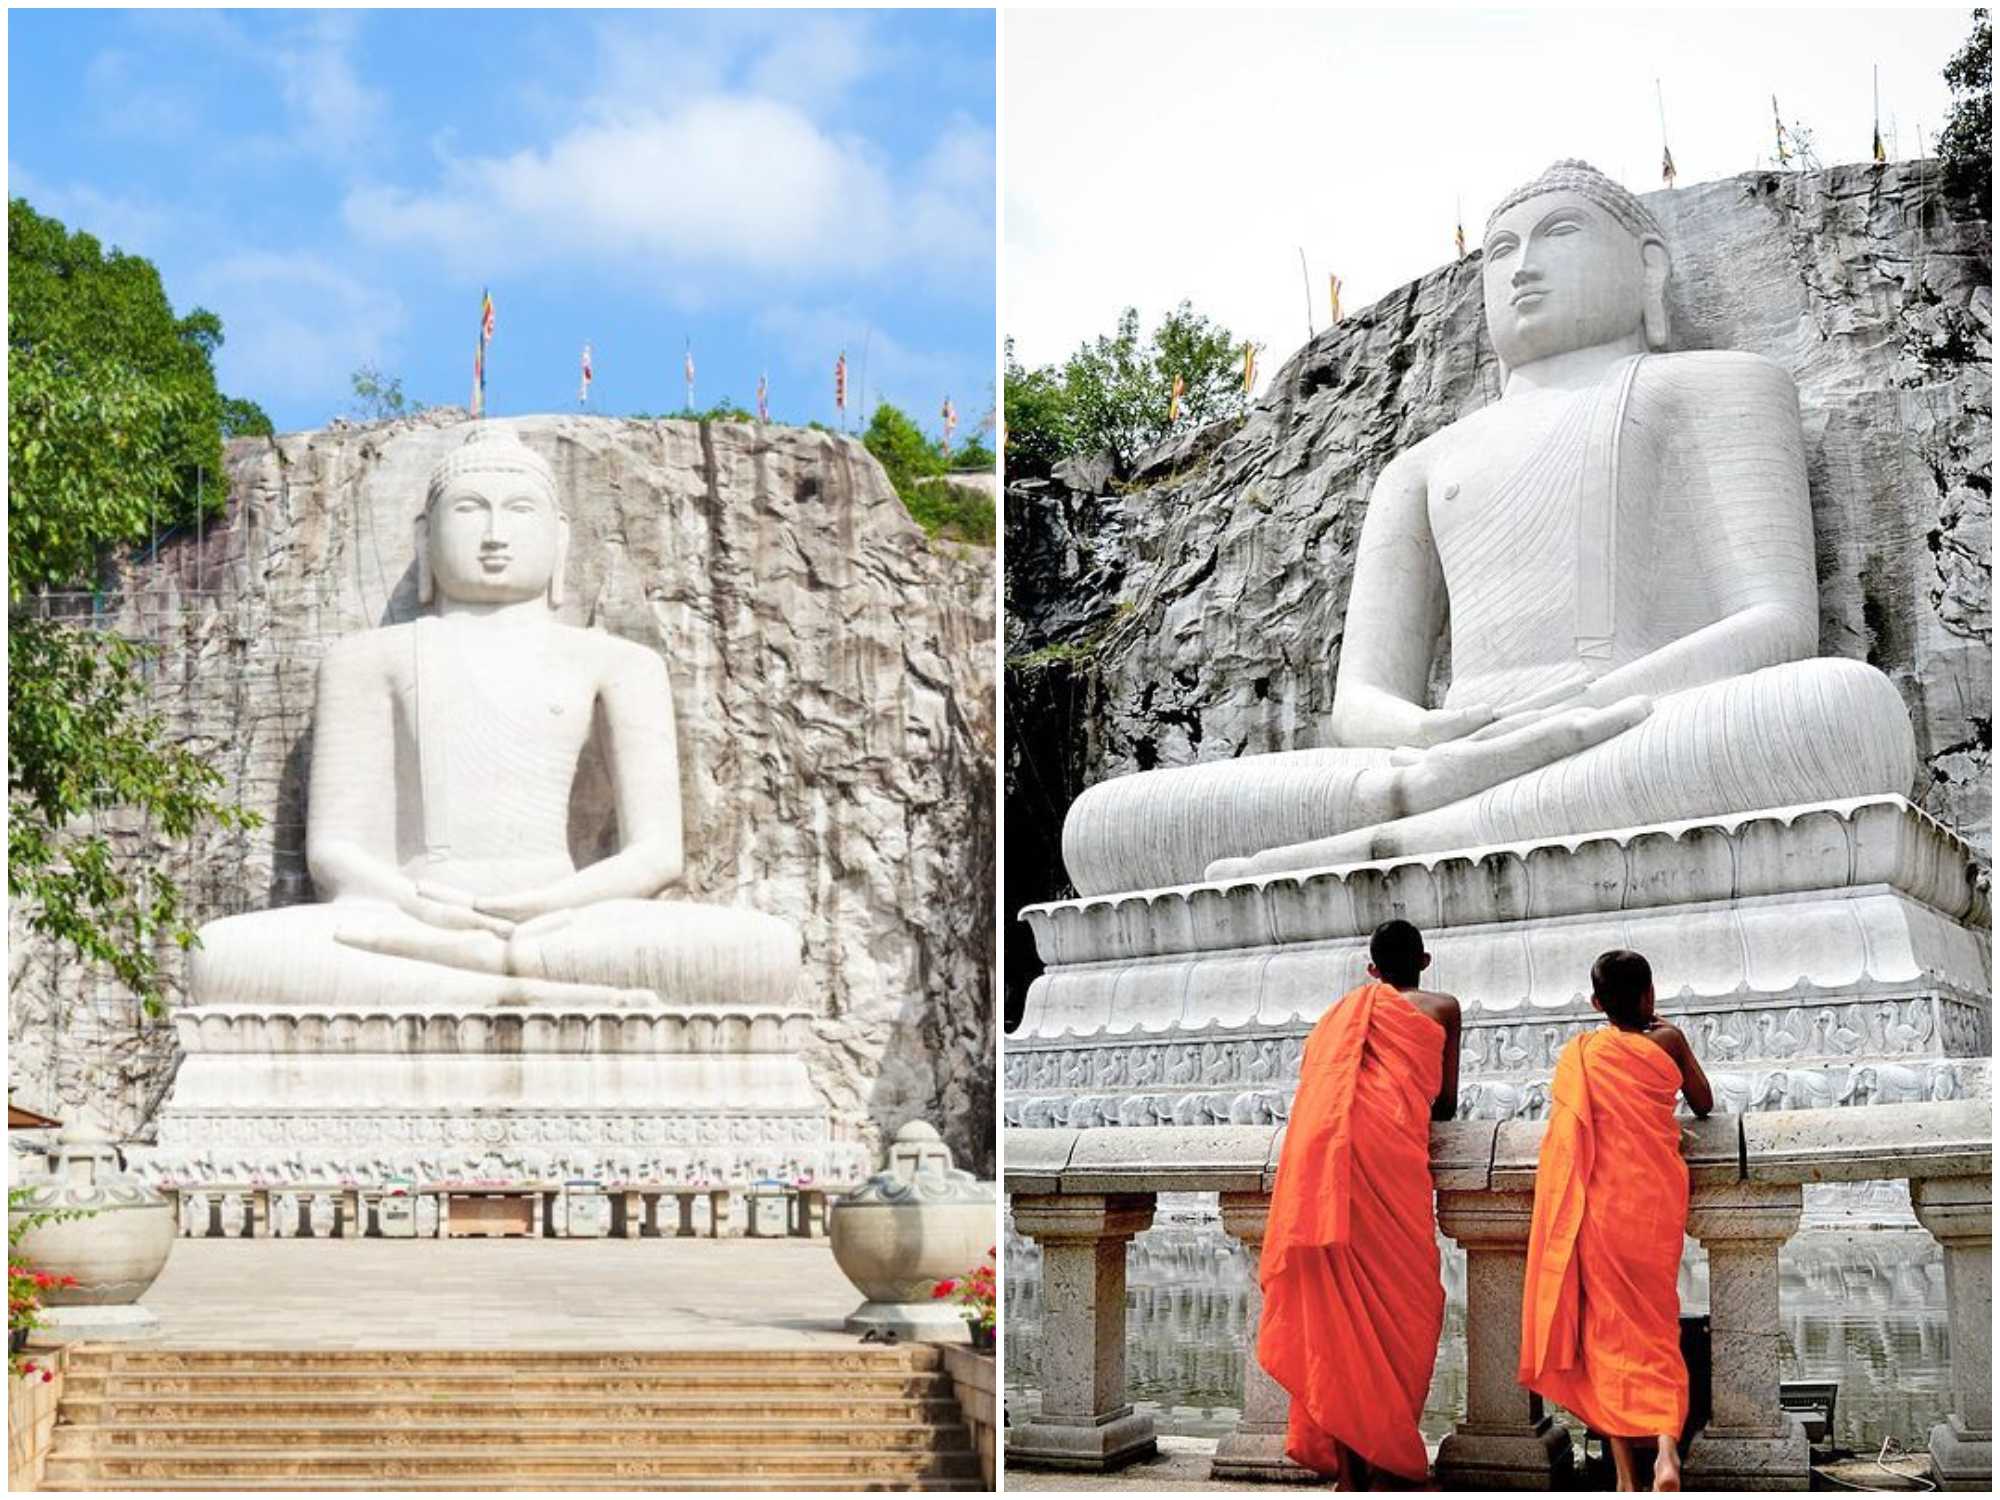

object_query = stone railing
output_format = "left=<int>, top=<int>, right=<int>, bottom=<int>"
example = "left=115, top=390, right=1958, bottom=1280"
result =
left=1004, top=1101, right=1990, bottom=1491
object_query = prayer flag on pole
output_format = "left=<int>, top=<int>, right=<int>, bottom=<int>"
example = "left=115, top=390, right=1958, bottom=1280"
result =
left=1773, top=96, right=1793, bottom=165
left=757, top=370, right=769, bottom=424
left=941, top=395, right=957, bottom=453
left=1874, top=63, right=1887, bottom=165
left=480, top=288, right=495, bottom=346
left=579, top=343, right=592, bottom=406
left=1242, top=342, right=1257, bottom=394
left=683, top=341, right=695, bottom=412
left=835, top=351, right=848, bottom=416
left=1657, top=79, right=1676, bottom=188
left=1454, top=220, right=1467, bottom=261
left=471, top=337, right=485, bottom=419
left=1329, top=273, right=1343, bottom=325
left=1169, top=372, right=1185, bottom=425
left=1662, top=145, right=1677, bottom=187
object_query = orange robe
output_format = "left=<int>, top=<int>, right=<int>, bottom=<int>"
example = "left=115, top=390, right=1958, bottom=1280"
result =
left=1258, top=981, right=1445, bottom=1482
left=1519, top=1027, right=1690, bottom=1440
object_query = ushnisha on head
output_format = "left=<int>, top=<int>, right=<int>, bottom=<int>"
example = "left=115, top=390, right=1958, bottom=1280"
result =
left=416, top=425, right=570, bottom=608
left=1481, top=159, right=1671, bottom=381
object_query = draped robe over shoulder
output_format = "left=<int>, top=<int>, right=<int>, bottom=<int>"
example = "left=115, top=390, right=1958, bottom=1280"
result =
left=1519, top=1027, right=1690, bottom=1440
left=1257, top=982, right=1445, bottom=1481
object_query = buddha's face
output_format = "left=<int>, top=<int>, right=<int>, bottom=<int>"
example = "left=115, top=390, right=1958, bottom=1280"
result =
left=426, top=472, right=562, bottom=604
left=1482, top=190, right=1657, bottom=372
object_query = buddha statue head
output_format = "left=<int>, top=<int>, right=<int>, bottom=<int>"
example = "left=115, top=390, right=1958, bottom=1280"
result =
left=1481, top=159, right=1671, bottom=384
left=416, top=426, right=570, bottom=607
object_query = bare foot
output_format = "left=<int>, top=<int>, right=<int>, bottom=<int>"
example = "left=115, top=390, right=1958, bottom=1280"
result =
left=1652, top=1440, right=1682, bottom=1491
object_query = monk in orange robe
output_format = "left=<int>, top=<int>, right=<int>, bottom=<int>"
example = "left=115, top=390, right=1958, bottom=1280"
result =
left=1519, top=949, right=1713, bottom=1492
left=1258, top=918, right=1462, bottom=1489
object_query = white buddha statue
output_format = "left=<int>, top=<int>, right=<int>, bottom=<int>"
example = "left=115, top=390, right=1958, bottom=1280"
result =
left=1063, top=160, right=1919, bottom=895
left=190, top=425, right=802, bottom=1009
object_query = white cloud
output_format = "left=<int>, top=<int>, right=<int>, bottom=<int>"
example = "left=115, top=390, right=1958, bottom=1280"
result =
left=343, top=94, right=987, bottom=293
left=191, top=253, right=405, bottom=403
left=269, top=12, right=386, bottom=162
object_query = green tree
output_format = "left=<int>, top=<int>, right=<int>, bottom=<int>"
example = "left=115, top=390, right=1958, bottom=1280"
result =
left=350, top=363, right=422, bottom=421
left=219, top=396, right=275, bottom=439
left=9, top=198, right=233, bottom=525
left=8, top=213, right=261, bottom=1014
left=1007, top=303, right=1248, bottom=480
left=952, top=437, right=996, bottom=471
left=863, top=401, right=993, bottom=545
left=1002, top=339, right=1075, bottom=482
left=1940, top=9, right=1991, bottom=205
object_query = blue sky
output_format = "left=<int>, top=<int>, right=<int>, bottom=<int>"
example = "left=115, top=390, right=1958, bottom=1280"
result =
left=10, top=8, right=995, bottom=437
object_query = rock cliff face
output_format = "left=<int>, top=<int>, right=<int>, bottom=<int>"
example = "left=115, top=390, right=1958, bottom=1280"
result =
left=1006, top=163, right=1990, bottom=1027
left=10, top=415, right=997, bottom=1176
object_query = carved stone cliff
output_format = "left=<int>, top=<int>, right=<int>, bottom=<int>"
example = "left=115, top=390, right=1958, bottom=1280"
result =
left=1006, top=162, right=1990, bottom=1027
left=10, top=415, right=997, bottom=1175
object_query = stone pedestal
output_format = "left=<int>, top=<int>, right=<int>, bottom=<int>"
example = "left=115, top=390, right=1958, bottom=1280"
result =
left=136, top=1004, right=865, bottom=1197
left=1210, top=1192, right=1316, bottom=1482
left=1433, top=1189, right=1575, bottom=1490
left=1007, top=1192, right=1158, bottom=1471
left=1007, top=800, right=1989, bottom=1140
left=1684, top=1182, right=1810, bottom=1490
left=1912, top=1176, right=1992, bottom=1491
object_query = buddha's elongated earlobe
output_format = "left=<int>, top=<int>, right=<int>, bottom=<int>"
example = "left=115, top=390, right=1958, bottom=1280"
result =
left=1641, top=239, right=1671, bottom=351
left=549, top=512, right=571, bottom=608
left=414, top=513, right=434, bottom=607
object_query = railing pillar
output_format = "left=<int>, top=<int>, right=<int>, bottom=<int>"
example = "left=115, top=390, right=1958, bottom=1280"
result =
left=1211, top=1191, right=1315, bottom=1483
left=1007, top=1192, right=1158, bottom=1471
left=1433, top=1189, right=1574, bottom=1489
left=1684, top=1181, right=1809, bottom=1490
left=1913, top=1176, right=1992, bottom=1492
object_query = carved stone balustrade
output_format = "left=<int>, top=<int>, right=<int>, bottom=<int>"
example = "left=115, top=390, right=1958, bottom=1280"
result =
left=1003, top=1099, right=1990, bottom=1489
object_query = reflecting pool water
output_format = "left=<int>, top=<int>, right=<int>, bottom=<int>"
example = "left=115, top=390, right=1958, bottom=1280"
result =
left=1004, top=1216, right=1947, bottom=1455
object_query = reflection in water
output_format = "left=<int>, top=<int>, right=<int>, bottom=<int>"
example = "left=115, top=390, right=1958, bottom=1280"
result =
left=1005, top=1215, right=1947, bottom=1454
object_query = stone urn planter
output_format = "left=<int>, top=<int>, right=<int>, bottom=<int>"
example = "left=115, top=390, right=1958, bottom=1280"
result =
left=9, top=1109, right=176, bottom=1341
left=829, top=1121, right=995, bottom=1343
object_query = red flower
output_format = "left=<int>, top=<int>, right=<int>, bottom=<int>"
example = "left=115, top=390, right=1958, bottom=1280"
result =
left=40, top=1369, right=53, bottom=1383
left=931, top=1279, right=957, bottom=1299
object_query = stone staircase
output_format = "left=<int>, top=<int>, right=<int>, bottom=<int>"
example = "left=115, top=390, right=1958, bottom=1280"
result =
left=41, top=1347, right=986, bottom=1491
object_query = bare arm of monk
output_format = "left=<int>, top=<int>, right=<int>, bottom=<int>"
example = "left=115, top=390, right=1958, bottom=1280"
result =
left=1644, top=1021, right=1714, bottom=1117
left=1425, top=990, right=1463, bottom=1122
left=305, top=635, right=513, bottom=937
left=476, top=636, right=685, bottom=921
left=1330, top=450, right=1495, bottom=749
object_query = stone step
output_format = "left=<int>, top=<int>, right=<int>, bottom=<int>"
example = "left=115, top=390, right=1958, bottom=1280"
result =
left=41, top=1477, right=989, bottom=1492
left=64, top=1370, right=952, bottom=1399
left=73, top=1346, right=940, bottom=1372
left=60, top=1394, right=962, bottom=1425
left=54, top=1420, right=974, bottom=1454
left=43, top=1448, right=982, bottom=1484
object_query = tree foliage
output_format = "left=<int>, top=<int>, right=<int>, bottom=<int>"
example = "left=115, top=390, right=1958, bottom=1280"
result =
left=1940, top=9, right=1992, bottom=205
left=9, top=198, right=232, bottom=526
left=8, top=200, right=261, bottom=1013
left=220, top=395, right=275, bottom=439
left=1004, top=303, right=1248, bottom=480
left=863, top=401, right=994, bottom=545
left=349, top=363, right=423, bottom=422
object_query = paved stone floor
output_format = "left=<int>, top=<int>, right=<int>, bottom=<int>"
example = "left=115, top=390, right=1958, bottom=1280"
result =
left=127, top=1238, right=871, bottom=1350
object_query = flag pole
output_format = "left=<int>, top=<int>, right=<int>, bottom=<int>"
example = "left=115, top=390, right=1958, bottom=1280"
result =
left=1297, top=247, right=1314, bottom=343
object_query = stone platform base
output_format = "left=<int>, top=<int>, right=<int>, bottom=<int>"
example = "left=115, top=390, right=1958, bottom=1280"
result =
left=1007, top=798, right=1989, bottom=1134
left=1929, top=1417, right=1993, bottom=1491
left=1433, top=1419, right=1575, bottom=1490
left=1007, top=1411, right=1158, bottom=1471
left=141, top=1003, right=866, bottom=1191
left=1208, top=1429, right=1318, bottom=1482
left=1684, top=1417, right=1811, bottom=1490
